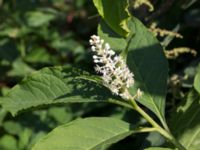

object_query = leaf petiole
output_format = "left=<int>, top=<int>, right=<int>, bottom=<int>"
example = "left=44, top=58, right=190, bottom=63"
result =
left=129, top=99, right=186, bottom=150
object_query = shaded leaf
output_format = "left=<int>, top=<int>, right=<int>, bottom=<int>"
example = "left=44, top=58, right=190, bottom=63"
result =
left=127, top=18, right=168, bottom=123
left=32, top=117, right=134, bottom=150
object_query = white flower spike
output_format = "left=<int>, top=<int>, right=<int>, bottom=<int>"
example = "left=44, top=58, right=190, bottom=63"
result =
left=89, top=35, right=142, bottom=100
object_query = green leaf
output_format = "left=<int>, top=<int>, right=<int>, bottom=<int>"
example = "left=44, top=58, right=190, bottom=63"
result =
left=0, top=135, right=18, bottom=150
left=8, top=59, right=35, bottom=77
left=98, top=20, right=127, bottom=52
left=170, top=90, right=200, bottom=149
left=93, top=0, right=131, bottom=37
left=1, top=66, right=116, bottom=116
left=32, top=117, right=134, bottom=150
left=18, top=128, right=32, bottom=150
left=145, top=147, right=172, bottom=150
left=127, top=18, right=168, bottom=124
left=194, top=64, right=200, bottom=94
left=98, top=17, right=168, bottom=123
left=48, top=106, right=73, bottom=124
left=145, top=132, right=165, bottom=147
left=25, top=11, right=56, bottom=27
left=0, top=108, right=7, bottom=126
left=3, top=121, right=23, bottom=135
left=24, top=48, right=53, bottom=64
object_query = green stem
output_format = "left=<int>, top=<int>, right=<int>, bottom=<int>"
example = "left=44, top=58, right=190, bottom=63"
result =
left=130, top=99, right=186, bottom=150
left=135, top=127, right=157, bottom=133
left=130, top=100, right=160, bottom=129
left=108, top=99, right=133, bottom=109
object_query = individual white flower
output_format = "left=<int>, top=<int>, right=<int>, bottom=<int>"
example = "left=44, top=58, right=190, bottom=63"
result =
left=136, top=89, right=143, bottom=98
left=89, top=35, right=141, bottom=100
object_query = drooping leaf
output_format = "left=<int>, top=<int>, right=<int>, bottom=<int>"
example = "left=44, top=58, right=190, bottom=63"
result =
left=194, top=64, right=200, bottom=94
left=98, top=17, right=168, bottom=124
left=98, top=20, right=127, bottom=52
left=170, top=90, right=200, bottom=149
left=93, top=0, right=131, bottom=37
left=32, top=117, right=134, bottom=150
left=1, top=66, right=117, bottom=116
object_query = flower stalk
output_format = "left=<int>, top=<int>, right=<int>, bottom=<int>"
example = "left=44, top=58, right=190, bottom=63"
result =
left=89, top=35, right=186, bottom=150
left=89, top=35, right=140, bottom=100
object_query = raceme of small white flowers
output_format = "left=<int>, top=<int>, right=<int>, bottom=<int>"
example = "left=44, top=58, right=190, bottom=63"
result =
left=89, top=35, right=142, bottom=100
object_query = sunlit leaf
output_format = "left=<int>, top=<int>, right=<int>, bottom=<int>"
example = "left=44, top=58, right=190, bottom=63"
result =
left=1, top=66, right=117, bottom=116
left=93, top=0, right=130, bottom=37
left=32, top=117, right=134, bottom=150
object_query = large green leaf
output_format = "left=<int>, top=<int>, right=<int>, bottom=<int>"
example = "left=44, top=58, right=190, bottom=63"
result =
left=170, top=90, right=200, bottom=150
left=32, top=117, right=134, bottom=150
left=93, top=0, right=130, bottom=37
left=1, top=66, right=117, bottom=116
left=98, top=18, right=168, bottom=124
left=194, top=64, right=200, bottom=94
left=127, top=18, right=168, bottom=124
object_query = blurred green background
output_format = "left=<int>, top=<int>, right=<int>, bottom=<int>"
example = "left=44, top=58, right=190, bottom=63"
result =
left=0, top=0, right=199, bottom=149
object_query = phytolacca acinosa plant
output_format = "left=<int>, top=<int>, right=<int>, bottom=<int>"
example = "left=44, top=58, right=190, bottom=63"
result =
left=89, top=35, right=142, bottom=100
